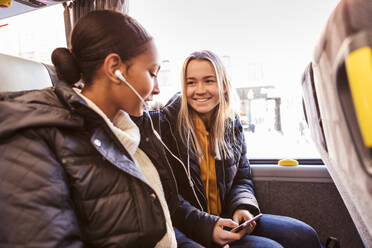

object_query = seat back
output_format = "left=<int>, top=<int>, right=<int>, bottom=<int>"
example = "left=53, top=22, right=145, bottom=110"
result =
left=303, top=0, right=372, bottom=246
left=0, top=53, right=57, bottom=92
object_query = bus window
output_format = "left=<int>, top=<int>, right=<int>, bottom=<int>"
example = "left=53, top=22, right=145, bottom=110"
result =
left=129, top=0, right=340, bottom=161
left=0, top=4, right=65, bottom=64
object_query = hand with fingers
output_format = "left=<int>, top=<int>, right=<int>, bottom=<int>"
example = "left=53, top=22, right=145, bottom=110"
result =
left=232, top=209, right=257, bottom=235
left=212, top=218, right=245, bottom=247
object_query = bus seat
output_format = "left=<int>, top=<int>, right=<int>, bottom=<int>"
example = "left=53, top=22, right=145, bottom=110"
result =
left=301, top=62, right=328, bottom=157
left=303, top=0, right=372, bottom=246
left=0, top=53, right=57, bottom=92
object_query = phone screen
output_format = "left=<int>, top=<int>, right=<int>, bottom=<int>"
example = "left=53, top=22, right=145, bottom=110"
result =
left=230, top=213, right=263, bottom=233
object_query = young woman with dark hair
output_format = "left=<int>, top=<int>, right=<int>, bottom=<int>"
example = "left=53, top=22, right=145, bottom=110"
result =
left=0, top=10, right=177, bottom=247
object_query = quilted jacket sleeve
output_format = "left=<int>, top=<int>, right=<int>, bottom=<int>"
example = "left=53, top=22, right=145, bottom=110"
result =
left=0, top=129, right=83, bottom=248
left=174, top=195, right=219, bottom=247
left=224, top=118, right=260, bottom=218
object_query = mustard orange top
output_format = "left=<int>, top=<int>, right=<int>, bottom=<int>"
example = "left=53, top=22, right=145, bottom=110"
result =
left=194, top=115, right=222, bottom=216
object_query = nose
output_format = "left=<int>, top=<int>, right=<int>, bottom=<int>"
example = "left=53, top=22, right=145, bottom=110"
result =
left=195, top=82, right=205, bottom=94
left=151, top=77, right=160, bottom=95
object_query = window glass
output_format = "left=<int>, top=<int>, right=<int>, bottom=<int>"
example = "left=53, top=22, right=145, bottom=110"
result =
left=0, top=4, right=66, bottom=64
left=130, top=0, right=339, bottom=159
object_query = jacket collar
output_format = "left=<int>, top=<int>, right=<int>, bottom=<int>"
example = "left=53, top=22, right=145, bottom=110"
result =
left=54, top=80, right=104, bottom=128
left=54, top=80, right=86, bottom=110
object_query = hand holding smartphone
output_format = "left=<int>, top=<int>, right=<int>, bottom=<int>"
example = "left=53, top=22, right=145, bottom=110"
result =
left=230, top=213, right=263, bottom=233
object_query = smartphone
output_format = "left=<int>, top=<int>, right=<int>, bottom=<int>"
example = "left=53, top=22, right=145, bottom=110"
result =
left=230, top=213, right=263, bottom=233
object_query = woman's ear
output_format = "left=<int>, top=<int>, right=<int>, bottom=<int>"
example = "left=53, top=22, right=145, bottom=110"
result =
left=103, top=53, right=126, bottom=84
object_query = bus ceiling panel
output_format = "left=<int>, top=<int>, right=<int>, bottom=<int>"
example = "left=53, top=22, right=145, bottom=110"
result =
left=0, top=0, right=68, bottom=20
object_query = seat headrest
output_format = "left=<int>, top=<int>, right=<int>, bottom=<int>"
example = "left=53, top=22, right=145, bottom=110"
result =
left=0, top=53, right=56, bottom=92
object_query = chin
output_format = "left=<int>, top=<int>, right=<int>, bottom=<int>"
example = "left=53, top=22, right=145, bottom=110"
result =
left=193, top=107, right=213, bottom=114
left=127, top=107, right=144, bottom=117
left=133, top=110, right=144, bottom=117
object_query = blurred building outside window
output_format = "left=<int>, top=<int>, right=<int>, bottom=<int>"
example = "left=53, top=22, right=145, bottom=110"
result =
left=0, top=1, right=340, bottom=160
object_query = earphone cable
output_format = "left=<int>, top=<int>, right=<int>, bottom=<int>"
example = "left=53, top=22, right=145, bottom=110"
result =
left=115, top=69, right=204, bottom=212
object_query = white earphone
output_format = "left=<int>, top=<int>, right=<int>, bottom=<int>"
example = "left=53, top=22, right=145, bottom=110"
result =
left=114, top=69, right=204, bottom=211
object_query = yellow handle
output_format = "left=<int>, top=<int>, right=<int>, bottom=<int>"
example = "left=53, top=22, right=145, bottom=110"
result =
left=278, top=159, right=299, bottom=166
left=345, top=46, right=372, bottom=147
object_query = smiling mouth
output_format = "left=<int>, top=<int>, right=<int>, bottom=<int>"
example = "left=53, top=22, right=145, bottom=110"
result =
left=193, top=98, right=211, bottom=102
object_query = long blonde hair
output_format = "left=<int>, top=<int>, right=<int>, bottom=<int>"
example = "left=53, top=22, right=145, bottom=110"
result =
left=178, top=50, right=239, bottom=159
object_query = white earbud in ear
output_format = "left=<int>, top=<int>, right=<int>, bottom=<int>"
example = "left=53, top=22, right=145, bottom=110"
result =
left=114, top=69, right=126, bottom=83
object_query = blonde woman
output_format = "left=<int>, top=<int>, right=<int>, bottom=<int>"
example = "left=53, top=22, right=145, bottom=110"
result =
left=158, top=50, right=322, bottom=248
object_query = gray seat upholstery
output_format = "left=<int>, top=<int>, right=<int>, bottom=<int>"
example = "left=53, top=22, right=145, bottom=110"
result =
left=303, top=0, right=372, bottom=246
left=0, top=53, right=56, bottom=92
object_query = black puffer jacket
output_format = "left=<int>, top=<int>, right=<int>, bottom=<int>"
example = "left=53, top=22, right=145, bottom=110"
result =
left=0, top=81, right=178, bottom=248
left=148, top=94, right=260, bottom=247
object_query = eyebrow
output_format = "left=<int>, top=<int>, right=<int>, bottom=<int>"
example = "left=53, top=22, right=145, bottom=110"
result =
left=204, top=75, right=216, bottom=79
left=186, top=75, right=216, bottom=80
